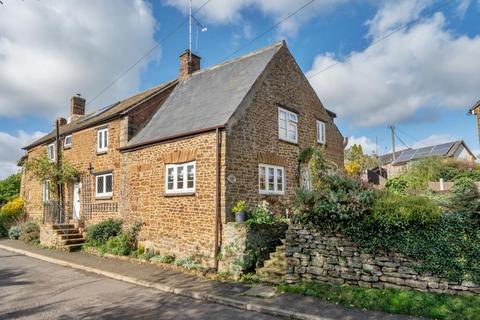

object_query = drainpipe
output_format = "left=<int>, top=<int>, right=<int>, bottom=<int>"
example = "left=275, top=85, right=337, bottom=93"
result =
left=214, top=128, right=222, bottom=270
left=55, top=118, right=63, bottom=223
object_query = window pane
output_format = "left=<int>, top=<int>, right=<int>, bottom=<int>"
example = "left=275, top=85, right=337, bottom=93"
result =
left=259, top=166, right=266, bottom=190
left=288, top=113, right=297, bottom=122
left=98, top=132, right=103, bottom=149
left=177, top=166, right=184, bottom=189
left=277, top=169, right=283, bottom=191
left=279, top=110, right=286, bottom=121
left=268, top=168, right=275, bottom=190
left=105, top=175, right=113, bottom=193
left=288, top=127, right=296, bottom=141
left=104, top=130, right=108, bottom=148
left=97, top=176, right=104, bottom=194
left=187, top=165, right=194, bottom=189
left=167, top=167, right=174, bottom=190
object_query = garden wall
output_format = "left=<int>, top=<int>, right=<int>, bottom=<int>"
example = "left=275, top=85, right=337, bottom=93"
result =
left=285, top=224, right=480, bottom=295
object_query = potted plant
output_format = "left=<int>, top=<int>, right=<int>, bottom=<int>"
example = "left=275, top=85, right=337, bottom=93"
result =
left=232, top=200, right=247, bottom=223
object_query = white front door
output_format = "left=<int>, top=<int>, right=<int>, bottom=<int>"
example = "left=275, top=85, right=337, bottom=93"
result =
left=73, top=182, right=81, bottom=220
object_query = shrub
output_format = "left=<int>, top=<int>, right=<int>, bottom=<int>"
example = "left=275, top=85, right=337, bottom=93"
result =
left=449, top=177, right=480, bottom=215
left=8, top=225, right=21, bottom=240
left=246, top=201, right=280, bottom=227
left=370, top=193, right=441, bottom=230
left=385, top=177, right=408, bottom=195
left=174, top=256, right=204, bottom=271
left=150, top=254, right=175, bottom=264
left=19, top=221, right=40, bottom=243
left=86, top=219, right=122, bottom=245
left=0, top=197, right=25, bottom=237
left=0, top=173, right=21, bottom=206
left=103, top=221, right=142, bottom=256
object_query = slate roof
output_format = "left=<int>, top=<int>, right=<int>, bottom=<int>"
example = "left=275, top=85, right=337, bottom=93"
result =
left=24, top=80, right=177, bottom=150
left=128, top=41, right=284, bottom=148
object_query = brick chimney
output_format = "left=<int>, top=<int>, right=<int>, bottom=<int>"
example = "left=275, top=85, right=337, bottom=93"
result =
left=69, top=94, right=85, bottom=123
left=179, top=49, right=201, bottom=81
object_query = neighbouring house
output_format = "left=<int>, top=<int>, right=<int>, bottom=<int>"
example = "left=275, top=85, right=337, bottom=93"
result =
left=376, top=140, right=476, bottom=179
left=20, top=41, right=344, bottom=267
left=469, top=99, right=480, bottom=146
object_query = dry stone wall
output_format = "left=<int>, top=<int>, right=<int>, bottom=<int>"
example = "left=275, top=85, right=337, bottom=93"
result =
left=285, top=224, right=480, bottom=295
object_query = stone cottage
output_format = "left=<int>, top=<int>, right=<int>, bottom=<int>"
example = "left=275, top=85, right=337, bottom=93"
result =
left=21, top=41, right=344, bottom=267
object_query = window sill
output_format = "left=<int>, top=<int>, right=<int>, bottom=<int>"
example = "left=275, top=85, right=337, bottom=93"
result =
left=96, top=151, right=108, bottom=155
left=259, top=191, right=285, bottom=196
left=95, top=196, right=113, bottom=200
left=278, top=138, right=298, bottom=146
left=64, top=146, right=71, bottom=150
left=164, top=192, right=196, bottom=197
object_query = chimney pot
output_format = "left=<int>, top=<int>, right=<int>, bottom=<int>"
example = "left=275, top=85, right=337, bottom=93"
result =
left=179, top=49, right=201, bottom=81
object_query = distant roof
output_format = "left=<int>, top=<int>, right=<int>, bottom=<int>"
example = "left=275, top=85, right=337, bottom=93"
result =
left=379, top=140, right=476, bottom=166
left=24, top=80, right=176, bottom=150
left=127, top=41, right=284, bottom=148
left=469, top=100, right=480, bottom=114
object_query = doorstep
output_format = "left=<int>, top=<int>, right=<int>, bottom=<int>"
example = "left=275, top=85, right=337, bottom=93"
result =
left=0, top=239, right=417, bottom=320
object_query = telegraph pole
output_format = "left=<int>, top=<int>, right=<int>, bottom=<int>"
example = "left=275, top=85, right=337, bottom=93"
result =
left=389, top=125, right=396, bottom=160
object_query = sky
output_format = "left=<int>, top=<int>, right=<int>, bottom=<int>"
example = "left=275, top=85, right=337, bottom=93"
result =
left=0, top=0, right=479, bottom=178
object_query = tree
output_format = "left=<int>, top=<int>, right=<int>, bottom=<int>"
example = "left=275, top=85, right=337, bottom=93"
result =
left=344, top=144, right=379, bottom=177
left=0, top=173, right=21, bottom=206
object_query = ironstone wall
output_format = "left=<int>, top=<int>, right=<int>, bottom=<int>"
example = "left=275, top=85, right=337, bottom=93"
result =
left=285, top=224, right=480, bottom=295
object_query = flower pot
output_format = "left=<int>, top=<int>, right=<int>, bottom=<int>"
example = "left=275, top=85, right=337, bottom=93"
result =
left=235, top=211, right=247, bottom=223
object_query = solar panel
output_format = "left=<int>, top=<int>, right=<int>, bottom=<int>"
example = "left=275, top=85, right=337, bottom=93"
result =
left=394, top=149, right=416, bottom=163
left=430, top=142, right=455, bottom=156
left=411, top=146, right=434, bottom=159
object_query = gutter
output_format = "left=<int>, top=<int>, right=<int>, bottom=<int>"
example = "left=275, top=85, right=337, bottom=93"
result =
left=120, top=125, right=226, bottom=152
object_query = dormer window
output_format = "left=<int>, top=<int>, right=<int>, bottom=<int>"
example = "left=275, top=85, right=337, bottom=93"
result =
left=47, top=143, right=55, bottom=162
left=278, top=107, right=298, bottom=143
left=64, top=135, right=72, bottom=148
left=97, top=128, right=108, bottom=153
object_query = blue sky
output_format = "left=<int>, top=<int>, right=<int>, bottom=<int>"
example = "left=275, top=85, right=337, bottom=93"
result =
left=0, top=0, right=479, bottom=178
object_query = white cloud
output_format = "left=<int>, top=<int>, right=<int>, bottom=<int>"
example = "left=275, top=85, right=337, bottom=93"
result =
left=346, top=135, right=377, bottom=155
left=0, top=0, right=158, bottom=119
left=0, top=130, right=46, bottom=179
left=165, top=0, right=351, bottom=36
left=307, top=3, right=480, bottom=127
left=411, top=133, right=457, bottom=148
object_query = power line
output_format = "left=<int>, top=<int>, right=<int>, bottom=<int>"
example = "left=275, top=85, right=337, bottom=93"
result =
left=223, top=0, right=316, bottom=61
left=306, top=0, right=454, bottom=80
left=86, top=0, right=212, bottom=107
left=395, top=133, right=410, bottom=149
left=396, top=126, right=421, bottom=145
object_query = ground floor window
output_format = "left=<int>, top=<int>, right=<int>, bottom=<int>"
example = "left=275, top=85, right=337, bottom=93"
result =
left=165, top=161, right=195, bottom=194
left=96, top=173, right=113, bottom=197
left=259, top=164, right=285, bottom=195
left=43, top=180, right=51, bottom=202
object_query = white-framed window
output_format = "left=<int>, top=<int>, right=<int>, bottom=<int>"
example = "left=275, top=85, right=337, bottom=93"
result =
left=43, top=180, right=51, bottom=203
left=64, top=135, right=72, bottom=148
left=259, top=164, right=285, bottom=195
left=165, top=161, right=195, bottom=194
left=96, top=173, right=113, bottom=197
left=47, top=143, right=55, bottom=162
left=97, top=128, right=108, bottom=153
left=316, top=120, right=326, bottom=144
left=278, top=107, right=298, bottom=143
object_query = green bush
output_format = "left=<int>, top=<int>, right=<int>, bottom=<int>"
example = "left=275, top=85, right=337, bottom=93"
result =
left=19, top=221, right=40, bottom=243
left=8, top=225, right=21, bottom=240
left=150, top=254, right=175, bottom=264
left=0, top=197, right=26, bottom=237
left=246, top=201, right=280, bottom=227
left=174, top=256, right=204, bottom=271
left=292, top=174, right=375, bottom=228
left=384, top=177, right=408, bottom=195
left=0, top=173, right=21, bottom=206
left=86, top=219, right=122, bottom=245
left=370, top=193, right=441, bottom=230
left=102, top=221, right=142, bottom=256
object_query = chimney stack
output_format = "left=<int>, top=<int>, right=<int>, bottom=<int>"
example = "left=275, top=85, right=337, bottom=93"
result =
left=69, top=94, right=85, bottom=123
left=179, top=49, right=201, bottom=81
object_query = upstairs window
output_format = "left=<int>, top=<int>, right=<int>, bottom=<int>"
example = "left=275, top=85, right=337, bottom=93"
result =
left=97, top=128, right=108, bottom=153
left=47, top=143, right=55, bottom=162
left=165, top=161, right=195, bottom=194
left=259, top=164, right=285, bottom=195
left=278, top=107, right=298, bottom=143
left=96, top=173, right=113, bottom=198
left=64, top=135, right=72, bottom=148
left=316, top=120, right=326, bottom=144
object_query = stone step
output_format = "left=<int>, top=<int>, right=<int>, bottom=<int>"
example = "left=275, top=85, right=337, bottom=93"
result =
left=257, top=267, right=286, bottom=277
left=55, top=228, right=80, bottom=235
left=269, top=252, right=286, bottom=260
left=263, top=259, right=287, bottom=269
left=60, top=243, right=83, bottom=252
left=52, top=224, right=76, bottom=230
left=60, top=238, right=85, bottom=245
left=59, top=233, right=84, bottom=240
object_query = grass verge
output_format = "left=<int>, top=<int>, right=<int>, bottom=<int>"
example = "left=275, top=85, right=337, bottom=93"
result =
left=278, top=282, right=480, bottom=320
